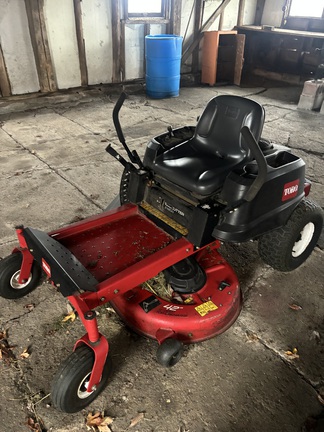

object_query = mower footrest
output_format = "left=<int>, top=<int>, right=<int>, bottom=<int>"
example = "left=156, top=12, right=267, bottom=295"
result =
left=22, top=227, right=98, bottom=297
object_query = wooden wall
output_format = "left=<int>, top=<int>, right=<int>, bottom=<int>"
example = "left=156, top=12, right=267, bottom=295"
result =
left=0, top=0, right=258, bottom=97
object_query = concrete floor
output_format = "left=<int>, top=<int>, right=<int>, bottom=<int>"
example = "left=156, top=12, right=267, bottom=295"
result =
left=0, top=83, right=323, bottom=432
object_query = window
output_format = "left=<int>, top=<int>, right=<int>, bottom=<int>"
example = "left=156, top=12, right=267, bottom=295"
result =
left=126, top=0, right=165, bottom=18
left=288, top=0, right=324, bottom=18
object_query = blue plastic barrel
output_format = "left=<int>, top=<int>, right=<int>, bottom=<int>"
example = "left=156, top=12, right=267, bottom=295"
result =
left=145, top=34, right=183, bottom=99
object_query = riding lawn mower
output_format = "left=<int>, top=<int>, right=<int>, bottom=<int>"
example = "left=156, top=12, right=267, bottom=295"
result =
left=0, top=92, right=322, bottom=413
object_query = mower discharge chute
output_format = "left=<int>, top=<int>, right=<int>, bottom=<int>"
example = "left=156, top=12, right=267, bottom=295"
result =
left=0, top=93, right=322, bottom=413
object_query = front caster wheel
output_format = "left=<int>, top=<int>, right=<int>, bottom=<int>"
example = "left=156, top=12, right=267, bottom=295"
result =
left=0, top=253, right=42, bottom=299
left=51, top=345, right=112, bottom=413
left=156, top=338, right=184, bottom=367
left=258, top=198, right=323, bottom=272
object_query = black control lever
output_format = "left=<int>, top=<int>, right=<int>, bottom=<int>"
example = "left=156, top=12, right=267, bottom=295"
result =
left=167, top=126, right=174, bottom=137
left=112, top=92, right=144, bottom=169
left=241, top=126, right=268, bottom=202
left=226, top=126, right=268, bottom=211
left=105, top=144, right=134, bottom=170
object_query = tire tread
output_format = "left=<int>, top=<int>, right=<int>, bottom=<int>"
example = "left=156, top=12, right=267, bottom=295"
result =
left=258, top=198, right=323, bottom=272
left=51, top=345, right=111, bottom=413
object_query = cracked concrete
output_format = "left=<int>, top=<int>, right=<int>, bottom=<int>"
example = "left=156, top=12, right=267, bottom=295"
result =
left=0, top=83, right=323, bottom=432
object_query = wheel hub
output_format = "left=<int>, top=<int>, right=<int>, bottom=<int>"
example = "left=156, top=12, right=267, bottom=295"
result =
left=77, top=372, right=94, bottom=399
left=292, top=222, right=315, bottom=257
left=10, top=270, right=32, bottom=290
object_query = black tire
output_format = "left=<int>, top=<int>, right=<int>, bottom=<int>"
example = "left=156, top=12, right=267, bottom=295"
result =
left=258, top=198, right=323, bottom=272
left=51, top=345, right=112, bottom=413
left=0, top=253, right=42, bottom=299
left=156, top=338, right=184, bottom=367
left=120, top=168, right=131, bottom=205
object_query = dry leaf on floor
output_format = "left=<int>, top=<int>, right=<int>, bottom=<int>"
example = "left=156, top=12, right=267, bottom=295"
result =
left=26, top=417, right=42, bottom=432
left=98, top=416, right=113, bottom=432
left=129, top=412, right=145, bottom=428
left=86, top=412, right=113, bottom=431
left=245, top=331, right=259, bottom=342
left=288, top=304, right=302, bottom=311
left=20, top=348, right=30, bottom=359
left=24, top=303, right=35, bottom=312
left=0, top=330, right=15, bottom=364
left=98, top=418, right=113, bottom=432
left=284, top=347, right=299, bottom=359
left=62, top=311, right=76, bottom=323
left=86, top=412, right=103, bottom=427
left=0, top=330, right=7, bottom=340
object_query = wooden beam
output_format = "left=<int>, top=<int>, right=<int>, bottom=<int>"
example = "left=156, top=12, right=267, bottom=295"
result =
left=218, top=11, right=225, bottom=30
left=24, top=0, right=56, bottom=92
left=111, top=0, right=122, bottom=82
left=169, top=0, right=182, bottom=35
left=182, top=0, right=233, bottom=63
left=120, top=21, right=126, bottom=82
left=237, top=0, right=246, bottom=27
left=254, top=0, right=265, bottom=26
left=73, top=0, right=88, bottom=86
left=192, top=0, right=204, bottom=73
left=0, top=43, right=11, bottom=97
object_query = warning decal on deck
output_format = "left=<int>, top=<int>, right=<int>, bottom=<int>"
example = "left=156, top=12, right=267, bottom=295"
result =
left=195, top=301, right=218, bottom=317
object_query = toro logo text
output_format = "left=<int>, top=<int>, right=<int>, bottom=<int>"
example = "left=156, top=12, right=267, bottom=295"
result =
left=282, top=180, right=299, bottom=202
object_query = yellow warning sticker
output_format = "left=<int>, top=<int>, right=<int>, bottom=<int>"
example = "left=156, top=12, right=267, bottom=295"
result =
left=195, top=300, right=218, bottom=317
left=184, top=297, right=194, bottom=304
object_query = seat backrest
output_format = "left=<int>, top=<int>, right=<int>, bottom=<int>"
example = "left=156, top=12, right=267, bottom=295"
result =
left=193, top=95, right=265, bottom=160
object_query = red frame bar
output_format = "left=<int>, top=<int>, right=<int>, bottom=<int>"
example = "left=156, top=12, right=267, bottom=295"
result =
left=49, top=204, right=138, bottom=241
left=80, top=236, right=195, bottom=309
left=15, top=228, right=36, bottom=284
left=68, top=295, right=109, bottom=392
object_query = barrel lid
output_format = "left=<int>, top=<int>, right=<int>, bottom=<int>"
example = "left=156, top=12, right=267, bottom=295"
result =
left=145, top=34, right=183, bottom=40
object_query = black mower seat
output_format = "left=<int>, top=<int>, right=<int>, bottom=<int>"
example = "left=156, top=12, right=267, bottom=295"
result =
left=150, top=95, right=265, bottom=196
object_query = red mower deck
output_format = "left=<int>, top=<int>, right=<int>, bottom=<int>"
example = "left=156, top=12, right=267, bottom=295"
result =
left=110, top=247, right=241, bottom=344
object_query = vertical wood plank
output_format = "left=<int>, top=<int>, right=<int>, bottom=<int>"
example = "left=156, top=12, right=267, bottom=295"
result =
left=38, top=0, right=56, bottom=90
left=111, top=0, right=122, bottom=82
left=237, top=0, right=246, bottom=27
left=24, top=0, right=57, bottom=92
left=143, top=23, right=150, bottom=75
left=254, top=0, right=265, bottom=26
left=182, top=0, right=233, bottom=63
left=192, top=0, right=203, bottom=74
left=0, top=43, right=12, bottom=97
left=218, top=11, right=225, bottom=30
left=233, top=33, right=245, bottom=85
left=120, top=21, right=126, bottom=82
left=169, top=0, right=182, bottom=35
left=73, top=0, right=88, bottom=86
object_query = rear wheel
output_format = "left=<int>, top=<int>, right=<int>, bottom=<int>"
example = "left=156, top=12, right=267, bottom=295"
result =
left=258, top=198, right=323, bottom=272
left=0, top=253, right=42, bottom=299
left=51, top=345, right=112, bottom=413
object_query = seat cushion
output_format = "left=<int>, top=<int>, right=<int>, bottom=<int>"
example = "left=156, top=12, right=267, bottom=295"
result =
left=145, top=95, right=265, bottom=197
left=151, top=140, right=241, bottom=196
